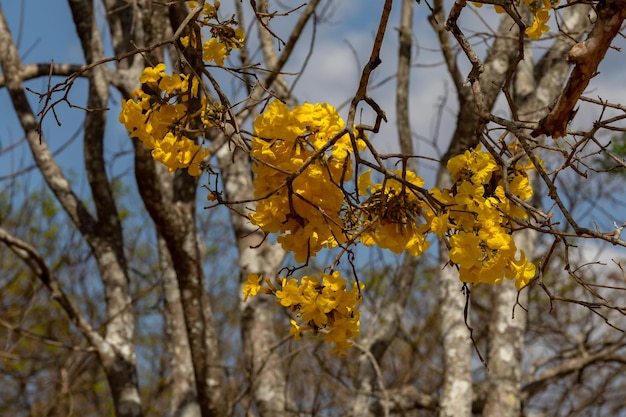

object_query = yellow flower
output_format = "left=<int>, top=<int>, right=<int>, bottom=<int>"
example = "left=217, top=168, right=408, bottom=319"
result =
left=289, top=319, right=303, bottom=340
left=203, top=37, right=227, bottom=66
left=431, top=213, right=450, bottom=239
left=449, top=232, right=483, bottom=268
left=300, top=297, right=328, bottom=328
left=234, top=28, right=245, bottom=46
left=510, top=174, right=533, bottom=201
left=506, top=251, right=536, bottom=289
left=525, top=0, right=555, bottom=39
left=119, top=98, right=148, bottom=136
left=159, top=73, right=188, bottom=95
left=358, top=170, right=373, bottom=196
left=182, top=142, right=209, bottom=176
left=455, top=181, right=485, bottom=206
left=447, top=146, right=498, bottom=184
left=526, top=13, right=550, bottom=39
left=482, top=250, right=511, bottom=281
left=276, top=278, right=302, bottom=307
left=358, top=169, right=429, bottom=256
left=275, top=272, right=362, bottom=354
left=243, top=273, right=263, bottom=302
left=149, top=133, right=208, bottom=176
left=139, top=63, right=167, bottom=84
left=324, top=314, right=359, bottom=355
left=151, top=132, right=180, bottom=171
left=250, top=101, right=354, bottom=259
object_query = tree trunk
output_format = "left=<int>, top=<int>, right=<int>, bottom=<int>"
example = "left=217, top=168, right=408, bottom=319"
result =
left=160, top=230, right=201, bottom=417
left=433, top=11, right=523, bottom=416
left=217, top=135, right=291, bottom=417
left=480, top=5, right=591, bottom=416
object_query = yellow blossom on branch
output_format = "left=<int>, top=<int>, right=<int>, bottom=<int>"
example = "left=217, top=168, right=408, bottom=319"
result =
left=119, top=65, right=211, bottom=176
left=433, top=146, right=537, bottom=288
left=139, top=62, right=166, bottom=84
left=243, top=271, right=362, bottom=354
left=525, top=0, right=554, bottom=39
left=358, top=169, right=432, bottom=257
left=243, top=273, right=263, bottom=302
left=203, top=37, right=227, bottom=66
left=249, top=100, right=364, bottom=261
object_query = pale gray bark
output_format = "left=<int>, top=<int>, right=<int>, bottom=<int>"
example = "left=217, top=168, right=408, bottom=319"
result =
left=212, top=4, right=324, bottom=415
left=482, top=281, right=529, bottom=417
left=216, top=130, right=290, bottom=417
left=106, top=1, right=226, bottom=414
left=133, top=3, right=202, bottom=415
left=474, top=5, right=592, bottom=417
left=436, top=259, right=472, bottom=417
left=432, top=11, right=524, bottom=417
left=159, top=231, right=200, bottom=417
left=134, top=142, right=226, bottom=417
left=70, top=1, right=141, bottom=413
left=482, top=35, right=535, bottom=417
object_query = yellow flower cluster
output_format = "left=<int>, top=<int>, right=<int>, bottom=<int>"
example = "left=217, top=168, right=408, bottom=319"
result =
left=431, top=147, right=536, bottom=289
left=119, top=1, right=245, bottom=175
left=248, top=101, right=369, bottom=352
left=244, top=271, right=363, bottom=355
left=357, top=169, right=432, bottom=257
left=249, top=100, right=365, bottom=262
left=119, top=64, right=210, bottom=176
left=246, top=99, right=537, bottom=351
left=472, top=0, right=559, bottom=39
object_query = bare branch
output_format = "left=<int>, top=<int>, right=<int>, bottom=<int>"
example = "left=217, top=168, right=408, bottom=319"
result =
left=0, top=62, right=84, bottom=88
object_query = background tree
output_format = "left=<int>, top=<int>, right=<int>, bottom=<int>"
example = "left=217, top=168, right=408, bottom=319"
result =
left=1, top=1, right=626, bottom=417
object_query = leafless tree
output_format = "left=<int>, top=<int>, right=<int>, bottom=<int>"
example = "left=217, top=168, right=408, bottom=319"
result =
left=1, top=1, right=626, bottom=417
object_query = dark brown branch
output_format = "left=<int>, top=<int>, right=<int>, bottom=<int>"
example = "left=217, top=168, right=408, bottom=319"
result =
left=346, top=0, right=393, bottom=130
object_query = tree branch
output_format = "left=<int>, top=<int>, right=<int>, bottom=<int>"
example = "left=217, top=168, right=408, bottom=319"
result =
left=533, top=0, right=626, bottom=138
left=0, top=62, right=84, bottom=88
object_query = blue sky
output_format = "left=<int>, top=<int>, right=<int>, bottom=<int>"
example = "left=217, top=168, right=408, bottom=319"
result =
left=0, top=1, right=88, bottom=183
left=0, top=0, right=476, bottom=184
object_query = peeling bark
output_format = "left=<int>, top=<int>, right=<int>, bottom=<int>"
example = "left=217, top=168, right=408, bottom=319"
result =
left=534, top=0, right=626, bottom=138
